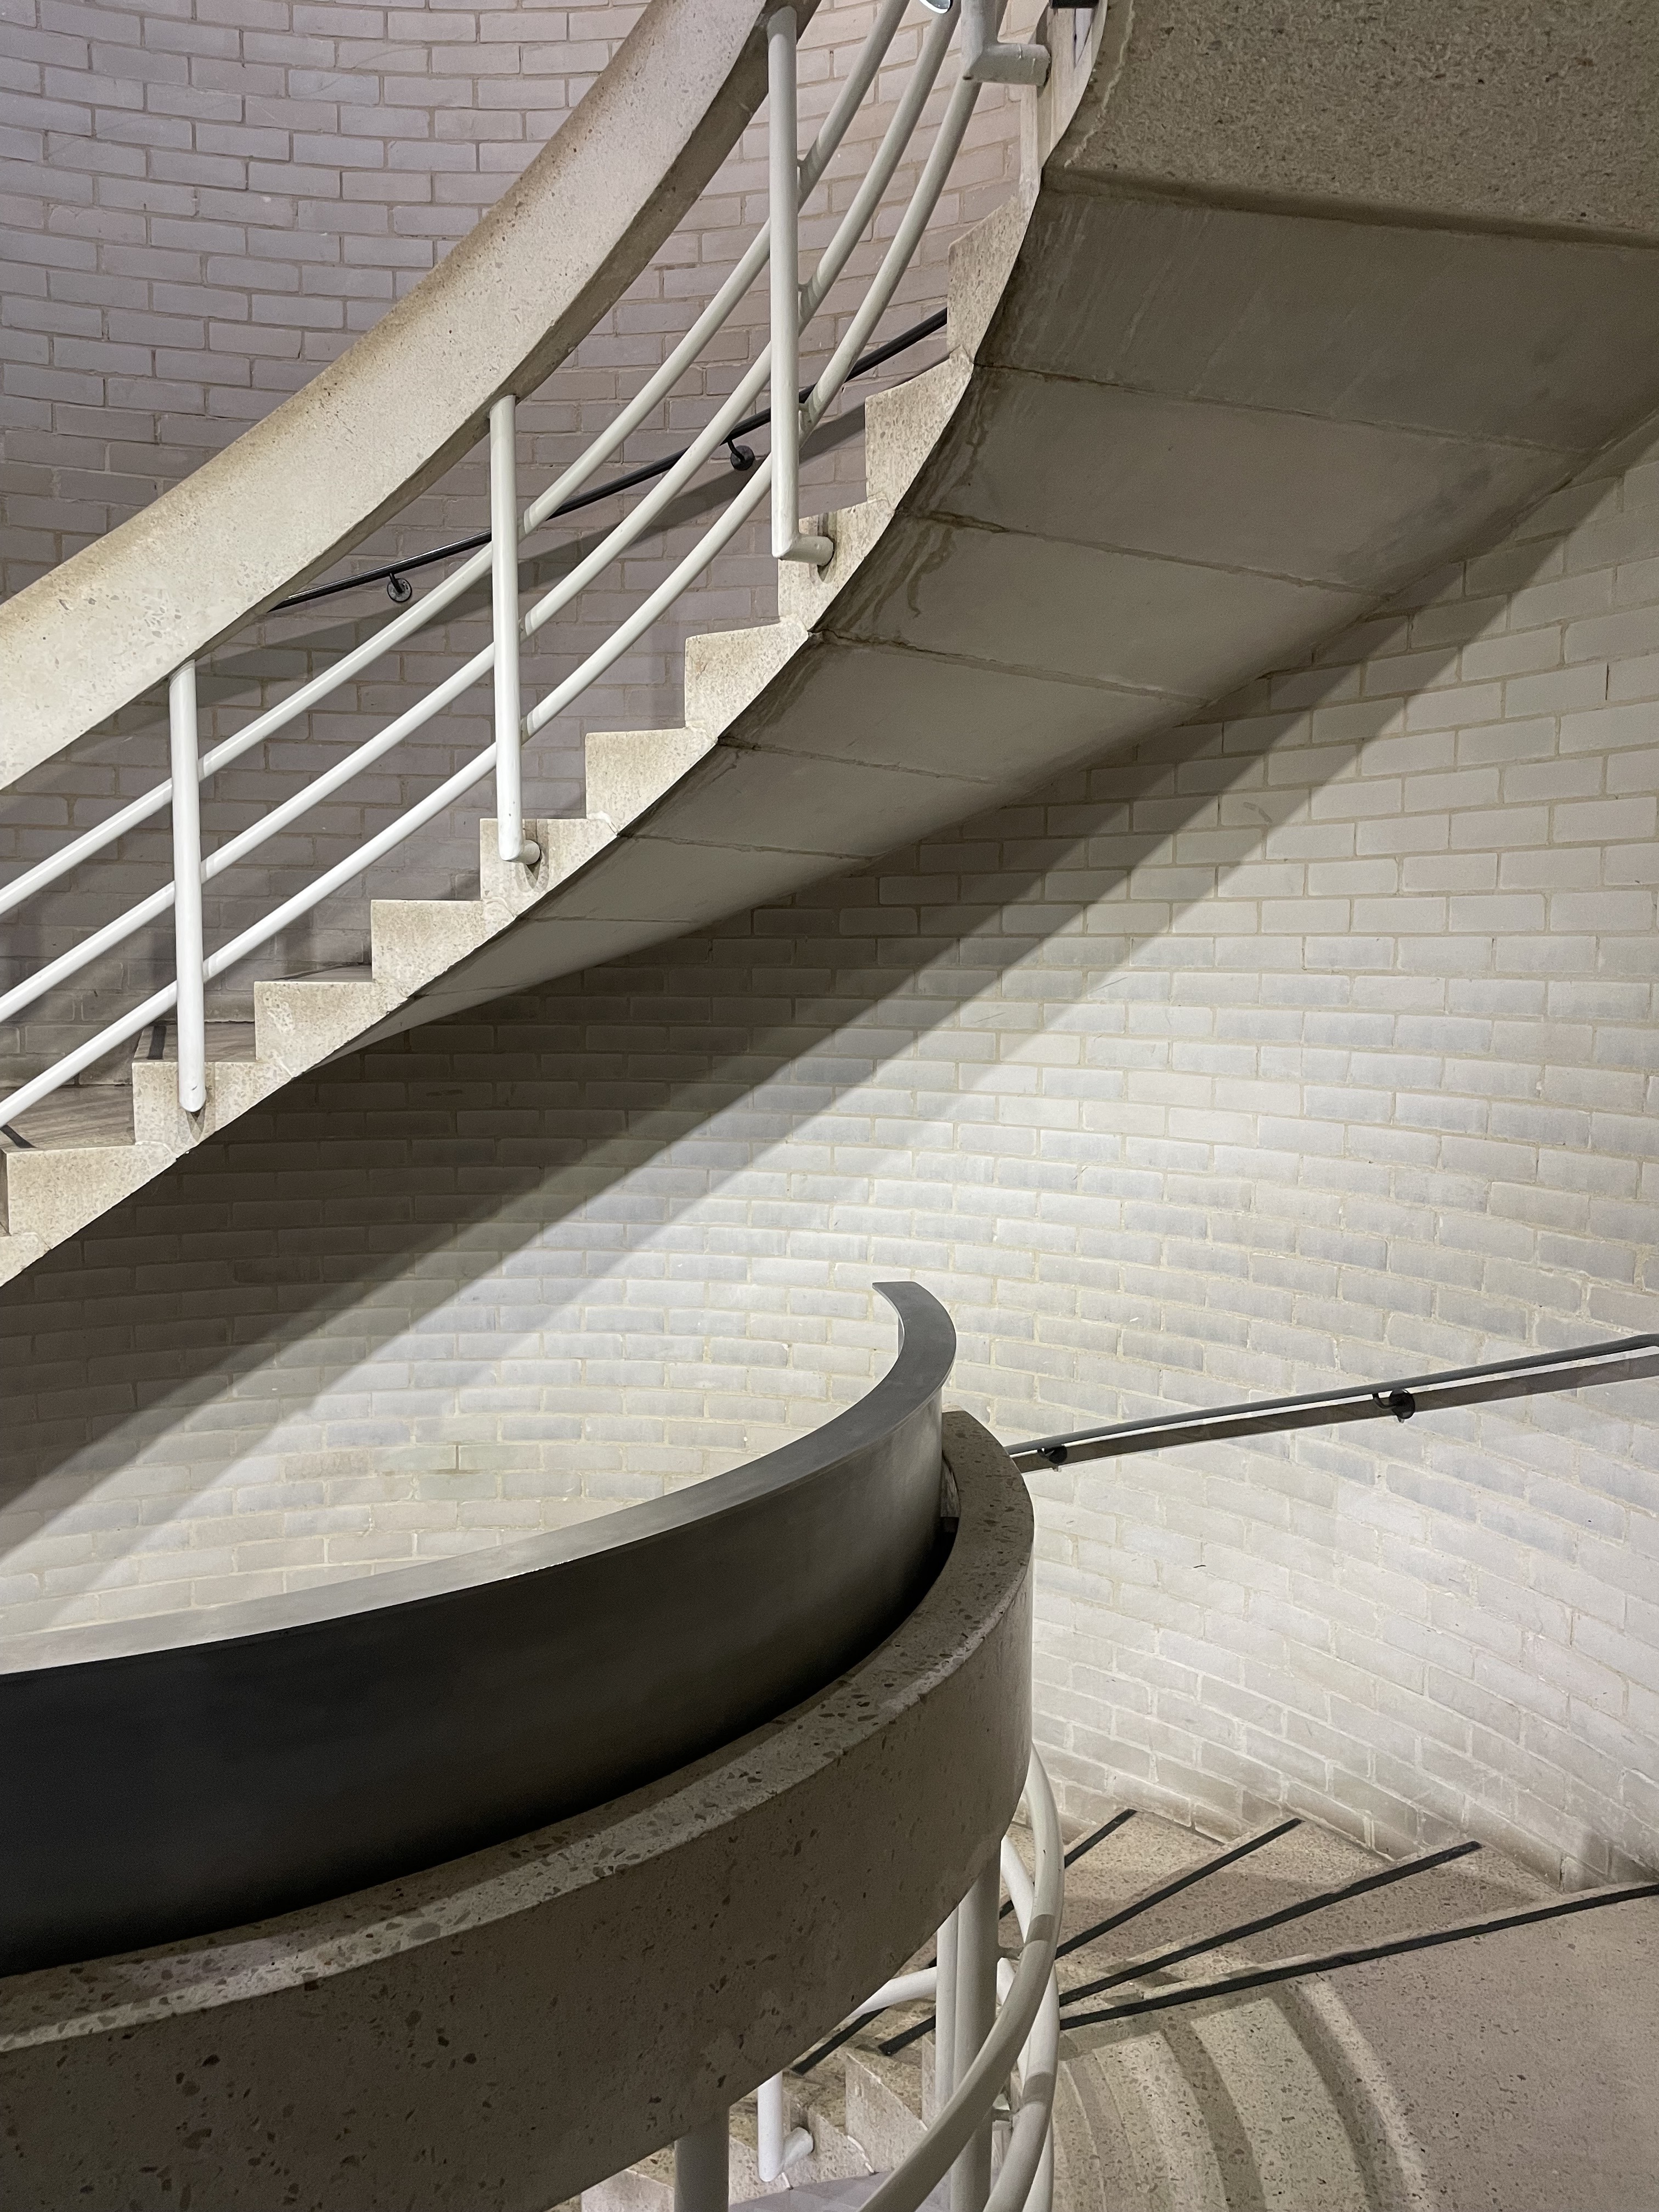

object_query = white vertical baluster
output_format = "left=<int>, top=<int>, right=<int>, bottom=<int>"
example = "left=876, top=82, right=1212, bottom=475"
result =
left=167, top=659, right=206, bottom=1116
left=674, top=2108, right=730, bottom=2212
left=934, top=1902, right=961, bottom=2110
left=950, top=1858, right=1001, bottom=2212
left=768, top=6, right=833, bottom=567
left=489, top=392, right=539, bottom=867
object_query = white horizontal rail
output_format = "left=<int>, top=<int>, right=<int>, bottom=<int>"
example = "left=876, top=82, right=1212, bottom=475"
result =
left=201, top=741, right=499, bottom=992
left=803, top=72, right=979, bottom=446
left=0, top=2, right=919, bottom=945
left=0, top=647, right=496, bottom=1034
left=0, top=980, right=181, bottom=1126
left=0, top=543, right=496, bottom=930
left=0, top=0, right=1017, bottom=1131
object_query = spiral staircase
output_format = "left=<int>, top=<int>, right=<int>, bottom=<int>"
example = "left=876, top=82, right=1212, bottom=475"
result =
left=4, top=2, right=1659, bottom=2208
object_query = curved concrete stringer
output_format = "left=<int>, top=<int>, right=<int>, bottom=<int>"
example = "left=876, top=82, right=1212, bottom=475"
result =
left=0, top=0, right=804, bottom=785
left=0, top=1413, right=1032, bottom=2212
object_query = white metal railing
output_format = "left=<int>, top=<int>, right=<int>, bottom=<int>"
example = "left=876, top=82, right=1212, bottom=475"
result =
left=701, top=1749, right=1063, bottom=2212
left=0, top=0, right=1051, bottom=1131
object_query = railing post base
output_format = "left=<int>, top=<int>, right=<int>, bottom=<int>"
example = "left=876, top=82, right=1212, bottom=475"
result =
left=757, top=2073, right=813, bottom=2182
left=961, top=0, right=1051, bottom=84
left=778, top=529, right=834, bottom=567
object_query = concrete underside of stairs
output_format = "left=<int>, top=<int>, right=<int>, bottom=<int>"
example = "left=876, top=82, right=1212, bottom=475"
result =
left=371, top=0, right=1659, bottom=1041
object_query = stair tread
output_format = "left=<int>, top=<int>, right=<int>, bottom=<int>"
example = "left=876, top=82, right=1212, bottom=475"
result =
left=747, top=2177, right=944, bottom=2212
left=1, top=1085, right=134, bottom=1153
left=145, top=1018, right=259, bottom=1065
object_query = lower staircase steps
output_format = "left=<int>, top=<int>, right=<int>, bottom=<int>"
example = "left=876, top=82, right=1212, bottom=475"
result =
left=583, top=1801, right=1653, bottom=2212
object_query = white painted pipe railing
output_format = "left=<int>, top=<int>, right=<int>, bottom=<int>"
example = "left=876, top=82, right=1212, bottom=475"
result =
left=872, top=1751, right=1062, bottom=2212
left=952, top=1855, right=1002, bottom=2212
left=0, top=0, right=1052, bottom=1128
left=749, top=1751, right=1062, bottom=2212
left=961, top=0, right=1051, bottom=84
left=489, top=393, right=538, bottom=870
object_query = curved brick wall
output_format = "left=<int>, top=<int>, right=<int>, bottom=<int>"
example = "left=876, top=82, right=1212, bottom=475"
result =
left=0, top=0, right=1024, bottom=1074
left=5, top=403, right=1659, bottom=1889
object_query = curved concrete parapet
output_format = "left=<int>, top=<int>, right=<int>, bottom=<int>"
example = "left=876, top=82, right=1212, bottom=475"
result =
left=0, top=1281, right=951, bottom=1977
left=0, top=0, right=802, bottom=786
left=0, top=1409, right=1031, bottom=2212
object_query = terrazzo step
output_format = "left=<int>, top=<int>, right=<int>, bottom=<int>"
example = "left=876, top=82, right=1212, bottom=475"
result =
left=1050, top=1808, right=1477, bottom=2212
left=579, top=1799, right=1646, bottom=2212
left=798, top=1805, right=1468, bottom=2212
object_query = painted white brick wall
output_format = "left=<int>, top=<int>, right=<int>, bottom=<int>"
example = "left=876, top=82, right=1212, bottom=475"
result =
left=4, top=405, right=1659, bottom=1888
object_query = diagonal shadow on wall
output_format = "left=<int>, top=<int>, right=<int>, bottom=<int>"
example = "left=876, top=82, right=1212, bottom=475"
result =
left=0, top=606, right=1477, bottom=1554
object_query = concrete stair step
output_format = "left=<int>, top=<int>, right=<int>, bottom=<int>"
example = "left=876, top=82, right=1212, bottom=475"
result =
left=0, top=806, right=617, bottom=1280
left=1, top=1082, right=136, bottom=1154
left=842, top=2051, right=926, bottom=2170
left=745, top=2180, right=946, bottom=2212
left=0, top=147, right=1032, bottom=1291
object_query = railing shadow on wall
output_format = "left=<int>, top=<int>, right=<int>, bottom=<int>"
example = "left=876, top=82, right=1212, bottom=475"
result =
left=0, top=602, right=1601, bottom=1589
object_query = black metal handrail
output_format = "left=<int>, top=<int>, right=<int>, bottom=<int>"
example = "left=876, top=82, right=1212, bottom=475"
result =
left=1007, top=1330, right=1659, bottom=1470
left=272, top=308, right=948, bottom=614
